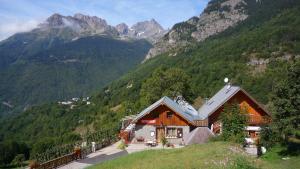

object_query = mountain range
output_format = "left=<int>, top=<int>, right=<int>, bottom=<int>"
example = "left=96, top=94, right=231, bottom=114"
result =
left=0, top=13, right=167, bottom=115
left=0, top=1, right=258, bottom=115
left=38, top=13, right=166, bottom=43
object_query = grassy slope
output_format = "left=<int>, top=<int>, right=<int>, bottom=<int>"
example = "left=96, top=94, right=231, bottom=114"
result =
left=260, top=146, right=300, bottom=169
left=89, top=142, right=300, bottom=169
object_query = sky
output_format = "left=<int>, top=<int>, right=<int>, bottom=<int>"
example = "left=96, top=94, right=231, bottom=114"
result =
left=0, top=0, right=209, bottom=41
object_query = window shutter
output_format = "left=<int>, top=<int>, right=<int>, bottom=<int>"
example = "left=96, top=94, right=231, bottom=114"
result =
left=177, top=128, right=183, bottom=138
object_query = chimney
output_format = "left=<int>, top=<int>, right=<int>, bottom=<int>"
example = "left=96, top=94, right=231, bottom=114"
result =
left=224, top=77, right=231, bottom=91
left=226, top=83, right=231, bottom=90
left=204, top=98, right=209, bottom=104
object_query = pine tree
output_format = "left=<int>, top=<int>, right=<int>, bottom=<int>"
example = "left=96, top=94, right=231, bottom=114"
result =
left=272, top=60, right=300, bottom=142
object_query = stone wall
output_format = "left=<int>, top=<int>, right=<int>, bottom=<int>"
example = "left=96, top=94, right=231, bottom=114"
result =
left=134, top=125, right=156, bottom=141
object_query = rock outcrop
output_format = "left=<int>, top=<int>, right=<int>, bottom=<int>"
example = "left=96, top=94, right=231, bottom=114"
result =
left=39, top=13, right=118, bottom=37
left=145, top=0, right=249, bottom=61
left=116, top=23, right=129, bottom=34
left=37, top=14, right=166, bottom=43
left=116, top=19, right=167, bottom=43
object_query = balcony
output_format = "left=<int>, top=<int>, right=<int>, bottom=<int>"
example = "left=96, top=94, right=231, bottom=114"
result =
left=246, top=115, right=271, bottom=125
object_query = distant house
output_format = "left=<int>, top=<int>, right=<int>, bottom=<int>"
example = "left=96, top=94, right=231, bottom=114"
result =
left=60, top=101, right=73, bottom=105
left=72, top=97, right=80, bottom=102
left=120, top=84, right=271, bottom=145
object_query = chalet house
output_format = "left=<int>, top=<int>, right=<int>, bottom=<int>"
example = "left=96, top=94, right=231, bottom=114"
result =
left=120, top=84, right=271, bottom=145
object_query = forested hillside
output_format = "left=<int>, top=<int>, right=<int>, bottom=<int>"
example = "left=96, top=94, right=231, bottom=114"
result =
left=0, top=0, right=300, bottom=166
left=0, top=35, right=151, bottom=116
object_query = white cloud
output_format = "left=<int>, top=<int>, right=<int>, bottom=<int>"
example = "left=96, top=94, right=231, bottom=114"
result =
left=0, top=19, right=39, bottom=41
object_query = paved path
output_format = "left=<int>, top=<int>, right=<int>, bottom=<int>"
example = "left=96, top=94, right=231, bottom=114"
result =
left=58, top=142, right=184, bottom=169
left=58, top=142, right=126, bottom=169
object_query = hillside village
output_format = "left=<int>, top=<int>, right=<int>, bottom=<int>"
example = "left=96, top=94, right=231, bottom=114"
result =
left=58, top=97, right=91, bottom=109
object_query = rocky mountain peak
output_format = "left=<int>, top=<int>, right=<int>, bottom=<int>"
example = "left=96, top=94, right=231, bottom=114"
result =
left=128, top=19, right=166, bottom=42
left=145, top=0, right=248, bottom=60
left=16, top=13, right=165, bottom=44
left=191, top=0, right=247, bottom=41
left=38, top=13, right=116, bottom=38
left=45, top=13, right=65, bottom=27
left=116, top=23, right=129, bottom=34
left=73, top=13, right=88, bottom=19
left=150, top=18, right=161, bottom=25
left=131, top=19, right=164, bottom=32
left=115, top=19, right=166, bottom=43
left=73, top=13, right=108, bottom=29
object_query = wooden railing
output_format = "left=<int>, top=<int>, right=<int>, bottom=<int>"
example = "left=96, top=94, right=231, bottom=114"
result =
left=31, top=141, right=113, bottom=169
left=30, top=128, right=118, bottom=169
left=32, top=152, right=78, bottom=169
left=194, top=119, right=208, bottom=127
left=247, top=115, right=271, bottom=125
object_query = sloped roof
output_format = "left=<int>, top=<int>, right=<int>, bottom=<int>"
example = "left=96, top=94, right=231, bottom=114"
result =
left=196, top=85, right=270, bottom=120
left=132, top=96, right=196, bottom=124
left=196, top=85, right=241, bottom=120
left=183, top=127, right=214, bottom=145
left=132, top=85, right=269, bottom=124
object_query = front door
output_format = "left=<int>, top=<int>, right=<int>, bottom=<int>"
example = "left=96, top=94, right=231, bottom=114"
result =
left=249, top=131, right=256, bottom=138
left=156, top=127, right=165, bottom=142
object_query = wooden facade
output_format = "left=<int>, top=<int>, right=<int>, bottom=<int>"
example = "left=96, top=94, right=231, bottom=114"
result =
left=194, top=119, right=208, bottom=127
left=119, top=87, right=271, bottom=144
left=208, top=90, right=271, bottom=134
left=136, top=104, right=192, bottom=126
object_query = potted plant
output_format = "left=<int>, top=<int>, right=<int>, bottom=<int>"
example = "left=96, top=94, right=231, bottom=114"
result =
left=74, top=146, right=81, bottom=159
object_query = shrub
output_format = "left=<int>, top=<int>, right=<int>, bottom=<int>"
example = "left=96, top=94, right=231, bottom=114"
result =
left=160, top=135, right=168, bottom=148
left=117, top=140, right=126, bottom=150
left=220, top=103, right=248, bottom=143
left=260, top=125, right=280, bottom=148
left=11, top=154, right=25, bottom=167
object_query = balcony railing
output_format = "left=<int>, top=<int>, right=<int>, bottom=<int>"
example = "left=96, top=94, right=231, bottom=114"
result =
left=246, top=115, right=271, bottom=125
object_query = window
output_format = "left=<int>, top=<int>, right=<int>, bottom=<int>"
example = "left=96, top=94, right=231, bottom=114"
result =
left=256, top=131, right=260, bottom=137
left=150, top=131, right=155, bottom=137
left=177, top=128, right=183, bottom=138
left=167, top=111, right=172, bottom=118
left=153, top=112, right=159, bottom=118
left=166, top=128, right=177, bottom=138
left=166, top=128, right=183, bottom=138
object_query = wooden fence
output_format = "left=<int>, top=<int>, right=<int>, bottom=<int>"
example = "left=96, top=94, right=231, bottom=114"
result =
left=30, top=129, right=118, bottom=169
left=32, top=152, right=78, bottom=169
